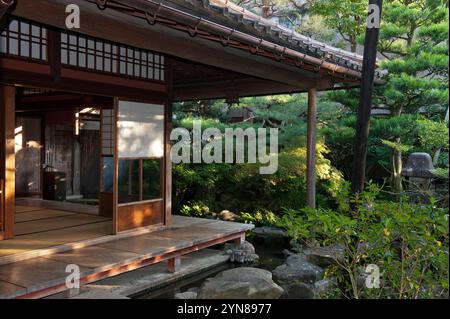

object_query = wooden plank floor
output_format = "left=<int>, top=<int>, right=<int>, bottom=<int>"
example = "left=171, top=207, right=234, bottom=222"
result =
left=0, top=216, right=253, bottom=299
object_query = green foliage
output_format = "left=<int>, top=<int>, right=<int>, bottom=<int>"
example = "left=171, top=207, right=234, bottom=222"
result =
left=172, top=93, right=347, bottom=215
left=347, top=0, right=449, bottom=116
left=277, top=183, right=449, bottom=299
left=319, top=0, right=449, bottom=116
left=170, top=0, right=449, bottom=300
left=417, top=119, right=449, bottom=153
left=323, top=114, right=449, bottom=182
left=381, top=139, right=413, bottom=153
left=230, top=0, right=310, bottom=29
left=173, top=137, right=345, bottom=215
left=180, top=200, right=212, bottom=218
left=312, top=0, right=448, bottom=192
left=310, top=0, right=367, bottom=52
left=296, top=15, right=345, bottom=47
left=240, top=209, right=279, bottom=227
left=433, top=167, right=449, bottom=179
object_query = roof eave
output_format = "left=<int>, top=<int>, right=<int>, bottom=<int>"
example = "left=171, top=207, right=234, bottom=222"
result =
left=91, top=0, right=381, bottom=83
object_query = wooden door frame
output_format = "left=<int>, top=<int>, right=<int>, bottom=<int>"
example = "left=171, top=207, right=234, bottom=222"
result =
left=112, top=97, right=119, bottom=235
left=0, top=85, right=15, bottom=240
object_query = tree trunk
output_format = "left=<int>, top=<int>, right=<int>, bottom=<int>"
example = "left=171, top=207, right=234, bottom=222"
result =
left=433, top=106, right=449, bottom=165
left=387, top=106, right=404, bottom=196
left=351, top=0, right=383, bottom=195
left=351, top=39, right=358, bottom=53
left=391, top=137, right=403, bottom=197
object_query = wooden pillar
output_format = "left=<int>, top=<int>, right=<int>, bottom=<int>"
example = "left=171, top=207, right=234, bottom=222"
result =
left=0, top=85, right=15, bottom=240
left=164, top=103, right=173, bottom=228
left=164, top=58, right=174, bottom=229
left=306, top=88, right=317, bottom=209
left=233, top=233, right=245, bottom=246
left=47, top=29, right=61, bottom=83
left=112, top=98, right=119, bottom=235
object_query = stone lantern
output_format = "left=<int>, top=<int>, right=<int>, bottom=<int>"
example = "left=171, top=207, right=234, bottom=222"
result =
left=401, top=152, right=435, bottom=192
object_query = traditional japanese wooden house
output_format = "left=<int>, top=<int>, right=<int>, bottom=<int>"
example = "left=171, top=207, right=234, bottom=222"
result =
left=0, top=0, right=381, bottom=298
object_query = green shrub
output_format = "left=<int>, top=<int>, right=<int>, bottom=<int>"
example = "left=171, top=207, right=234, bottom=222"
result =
left=180, top=200, right=212, bottom=218
left=277, top=182, right=449, bottom=299
left=239, top=209, right=279, bottom=226
left=172, top=139, right=345, bottom=217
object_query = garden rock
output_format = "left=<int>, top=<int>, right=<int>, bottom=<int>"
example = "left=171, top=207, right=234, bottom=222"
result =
left=226, top=241, right=259, bottom=264
left=253, top=226, right=287, bottom=238
left=282, top=249, right=294, bottom=256
left=303, top=245, right=345, bottom=267
left=272, top=254, right=323, bottom=284
left=313, top=278, right=336, bottom=295
left=281, top=282, right=315, bottom=299
left=289, top=239, right=304, bottom=253
left=278, top=278, right=335, bottom=299
left=252, top=226, right=288, bottom=247
left=197, top=267, right=284, bottom=299
left=174, top=291, right=198, bottom=299
left=217, top=210, right=240, bottom=221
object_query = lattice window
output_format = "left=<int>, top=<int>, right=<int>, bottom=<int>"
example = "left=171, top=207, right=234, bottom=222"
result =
left=0, top=18, right=47, bottom=61
left=61, top=32, right=118, bottom=73
left=101, top=109, right=115, bottom=156
left=20, top=87, right=55, bottom=95
left=61, top=31, right=165, bottom=82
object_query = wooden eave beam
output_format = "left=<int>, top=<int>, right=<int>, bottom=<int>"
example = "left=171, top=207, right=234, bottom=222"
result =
left=0, top=59, right=167, bottom=101
left=173, top=77, right=333, bottom=101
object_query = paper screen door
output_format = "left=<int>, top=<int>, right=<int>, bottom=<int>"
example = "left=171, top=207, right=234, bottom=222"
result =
left=113, top=99, right=165, bottom=233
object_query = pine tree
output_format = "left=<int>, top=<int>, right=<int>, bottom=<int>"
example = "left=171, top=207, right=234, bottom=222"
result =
left=377, top=0, right=448, bottom=193
left=311, top=0, right=449, bottom=194
left=310, top=0, right=368, bottom=52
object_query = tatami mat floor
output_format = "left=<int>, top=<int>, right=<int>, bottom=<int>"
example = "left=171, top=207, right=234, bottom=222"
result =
left=0, top=204, right=111, bottom=258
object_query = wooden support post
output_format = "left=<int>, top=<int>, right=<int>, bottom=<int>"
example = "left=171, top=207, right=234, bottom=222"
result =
left=47, top=29, right=61, bottom=83
left=164, top=103, right=173, bottom=228
left=112, top=98, right=119, bottom=235
left=0, top=85, right=15, bottom=240
left=164, top=58, right=174, bottom=229
left=306, top=88, right=317, bottom=209
left=166, top=255, right=181, bottom=273
left=233, top=233, right=245, bottom=246
left=351, top=0, right=383, bottom=194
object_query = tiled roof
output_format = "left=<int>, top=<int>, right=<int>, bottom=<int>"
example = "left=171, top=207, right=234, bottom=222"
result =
left=165, top=0, right=377, bottom=77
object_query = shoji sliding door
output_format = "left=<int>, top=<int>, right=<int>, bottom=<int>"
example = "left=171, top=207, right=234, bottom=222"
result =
left=113, top=99, right=165, bottom=232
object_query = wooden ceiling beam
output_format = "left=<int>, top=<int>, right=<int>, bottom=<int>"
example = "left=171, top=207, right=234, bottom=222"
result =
left=16, top=93, right=113, bottom=112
